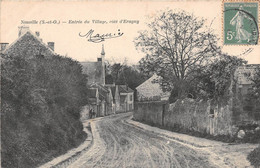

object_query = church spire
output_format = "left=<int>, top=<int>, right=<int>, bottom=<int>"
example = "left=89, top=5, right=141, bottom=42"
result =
left=101, top=44, right=105, bottom=55
left=100, top=44, right=105, bottom=86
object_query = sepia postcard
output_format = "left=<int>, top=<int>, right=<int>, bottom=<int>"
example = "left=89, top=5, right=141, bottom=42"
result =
left=1, top=0, right=260, bottom=168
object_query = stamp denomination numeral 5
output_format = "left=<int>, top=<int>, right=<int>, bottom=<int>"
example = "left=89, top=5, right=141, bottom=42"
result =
left=226, top=31, right=235, bottom=40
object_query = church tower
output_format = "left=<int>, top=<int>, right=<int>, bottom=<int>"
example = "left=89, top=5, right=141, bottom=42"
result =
left=101, top=44, right=105, bottom=61
left=100, top=44, right=105, bottom=85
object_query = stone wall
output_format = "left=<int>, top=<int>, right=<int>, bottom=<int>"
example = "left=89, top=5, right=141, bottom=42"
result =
left=134, top=101, right=167, bottom=126
left=134, top=99, right=238, bottom=136
left=164, top=99, right=234, bottom=136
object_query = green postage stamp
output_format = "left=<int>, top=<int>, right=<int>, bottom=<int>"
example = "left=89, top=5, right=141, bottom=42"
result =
left=223, top=0, right=259, bottom=45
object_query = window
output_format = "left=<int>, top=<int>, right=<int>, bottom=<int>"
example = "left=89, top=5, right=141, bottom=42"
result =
left=130, top=95, right=133, bottom=101
left=129, top=104, right=133, bottom=110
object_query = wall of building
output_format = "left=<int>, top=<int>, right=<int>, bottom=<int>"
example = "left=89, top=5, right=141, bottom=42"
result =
left=128, top=93, right=134, bottom=111
left=106, top=103, right=114, bottom=115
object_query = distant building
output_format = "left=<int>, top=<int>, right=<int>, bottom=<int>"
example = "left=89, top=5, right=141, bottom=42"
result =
left=90, top=83, right=114, bottom=116
left=80, top=45, right=110, bottom=117
left=118, top=85, right=134, bottom=112
left=233, top=64, right=260, bottom=96
left=81, top=45, right=105, bottom=86
left=87, top=87, right=100, bottom=115
left=1, top=26, right=55, bottom=57
left=136, top=74, right=170, bottom=101
left=106, top=84, right=120, bottom=113
left=81, top=45, right=134, bottom=118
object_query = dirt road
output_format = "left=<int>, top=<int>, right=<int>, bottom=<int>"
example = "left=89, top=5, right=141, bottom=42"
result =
left=68, top=112, right=220, bottom=168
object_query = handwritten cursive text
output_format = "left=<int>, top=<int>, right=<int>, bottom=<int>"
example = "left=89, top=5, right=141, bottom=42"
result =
left=79, top=29, right=124, bottom=43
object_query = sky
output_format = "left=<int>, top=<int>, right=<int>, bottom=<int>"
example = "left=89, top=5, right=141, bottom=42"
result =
left=1, top=0, right=259, bottom=65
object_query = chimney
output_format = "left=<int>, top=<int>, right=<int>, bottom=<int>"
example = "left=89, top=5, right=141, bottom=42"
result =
left=47, top=42, right=54, bottom=51
left=18, top=26, right=29, bottom=37
left=0, top=43, right=9, bottom=52
left=35, top=31, right=40, bottom=37
left=35, top=31, right=43, bottom=41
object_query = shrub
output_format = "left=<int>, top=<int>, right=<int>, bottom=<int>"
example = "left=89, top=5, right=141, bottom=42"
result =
left=1, top=54, right=88, bottom=168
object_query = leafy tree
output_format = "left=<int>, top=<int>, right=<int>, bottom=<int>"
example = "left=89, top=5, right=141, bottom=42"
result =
left=105, top=74, right=114, bottom=84
left=189, top=55, right=247, bottom=100
left=106, top=63, right=147, bottom=90
left=135, top=9, right=220, bottom=93
left=116, top=65, right=147, bottom=90
left=111, top=63, right=124, bottom=83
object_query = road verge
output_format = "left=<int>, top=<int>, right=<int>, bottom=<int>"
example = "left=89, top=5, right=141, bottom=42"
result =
left=38, top=120, right=93, bottom=168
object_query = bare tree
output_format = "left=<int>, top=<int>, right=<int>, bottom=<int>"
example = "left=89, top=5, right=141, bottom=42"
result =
left=135, top=9, right=220, bottom=91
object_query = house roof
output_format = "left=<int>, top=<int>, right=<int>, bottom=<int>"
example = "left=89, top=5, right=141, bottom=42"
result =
left=3, top=30, right=55, bottom=57
left=98, top=86, right=109, bottom=101
left=89, top=83, right=110, bottom=101
left=81, top=62, right=97, bottom=73
left=136, top=74, right=170, bottom=98
left=90, top=83, right=108, bottom=91
left=118, top=85, right=134, bottom=93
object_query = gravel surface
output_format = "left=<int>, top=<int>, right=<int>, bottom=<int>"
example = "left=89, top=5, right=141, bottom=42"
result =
left=68, top=112, right=219, bottom=168
left=127, top=116, right=257, bottom=168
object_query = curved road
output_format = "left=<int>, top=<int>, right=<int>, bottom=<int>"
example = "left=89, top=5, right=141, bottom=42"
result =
left=68, top=112, right=216, bottom=168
